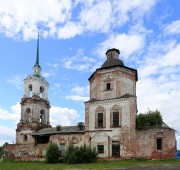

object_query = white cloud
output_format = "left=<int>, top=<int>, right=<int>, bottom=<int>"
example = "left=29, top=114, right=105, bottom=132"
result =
left=79, top=0, right=112, bottom=33
left=58, top=22, right=83, bottom=39
left=50, top=106, right=80, bottom=126
left=7, top=75, right=25, bottom=89
left=0, top=125, right=16, bottom=146
left=0, top=103, right=20, bottom=121
left=0, top=0, right=156, bottom=40
left=62, top=48, right=97, bottom=72
left=137, top=41, right=180, bottom=148
left=71, top=85, right=89, bottom=96
left=96, top=33, right=145, bottom=59
left=65, top=85, right=89, bottom=101
left=164, top=20, right=180, bottom=35
left=65, top=95, right=89, bottom=102
left=0, top=0, right=72, bottom=40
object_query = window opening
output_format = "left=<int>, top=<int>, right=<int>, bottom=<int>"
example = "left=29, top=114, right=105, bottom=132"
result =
left=24, top=135, right=27, bottom=141
left=157, top=138, right=162, bottom=150
left=25, top=108, right=30, bottom=122
left=97, top=145, right=104, bottom=153
left=28, top=84, right=32, bottom=97
left=40, top=86, right=44, bottom=98
left=40, top=110, right=45, bottom=123
left=98, top=113, right=103, bottom=128
left=113, top=112, right=119, bottom=127
left=106, top=83, right=111, bottom=90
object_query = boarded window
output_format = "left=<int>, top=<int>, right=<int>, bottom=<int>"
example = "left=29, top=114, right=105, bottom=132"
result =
left=97, top=145, right=104, bottom=153
left=157, top=138, right=162, bottom=150
left=106, top=83, right=111, bottom=90
left=98, top=113, right=103, bottom=128
left=113, top=112, right=119, bottom=127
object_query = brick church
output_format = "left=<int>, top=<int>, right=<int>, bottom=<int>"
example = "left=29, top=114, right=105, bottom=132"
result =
left=5, top=36, right=176, bottom=160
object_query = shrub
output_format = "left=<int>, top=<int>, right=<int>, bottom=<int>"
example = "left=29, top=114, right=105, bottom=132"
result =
left=77, top=122, right=84, bottom=130
left=56, top=125, right=61, bottom=131
left=136, top=109, right=163, bottom=130
left=45, top=143, right=60, bottom=163
left=64, top=144, right=97, bottom=164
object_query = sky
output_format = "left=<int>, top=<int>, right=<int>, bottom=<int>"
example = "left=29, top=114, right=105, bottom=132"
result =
left=0, top=0, right=179, bottom=149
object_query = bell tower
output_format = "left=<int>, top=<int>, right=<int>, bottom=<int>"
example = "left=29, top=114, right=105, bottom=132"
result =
left=16, top=32, right=51, bottom=144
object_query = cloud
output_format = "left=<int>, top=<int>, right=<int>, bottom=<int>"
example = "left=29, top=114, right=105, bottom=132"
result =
left=7, top=74, right=25, bottom=89
left=50, top=106, right=80, bottom=126
left=164, top=20, right=180, bottom=35
left=0, top=0, right=156, bottom=40
left=136, top=41, right=180, bottom=144
left=62, top=48, right=97, bottom=72
left=96, top=33, right=145, bottom=59
left=65, top=85, right=89, bottom=101
left=0, top=125, right=16, bottom=146
left=0, top=0, right=72, bottom=40
left=0, top=102, right=20, bottom=121
left=65, top=95, right=89, bottom=102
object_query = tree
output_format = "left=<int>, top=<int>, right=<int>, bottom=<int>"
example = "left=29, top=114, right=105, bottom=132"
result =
left=77, top=122, right=84, bottom=130
left=136, top=109, right=163, bottom=130
left=45, top=143, right=60, bottom=163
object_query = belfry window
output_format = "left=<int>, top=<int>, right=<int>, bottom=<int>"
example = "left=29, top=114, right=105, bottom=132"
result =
left=28, top=84, right=32, bottom=97
left=40, top=109, right=45, bottom=123
left=40, top=86, right=44, bottom=98
left=25, top=108, right=31, bottom=122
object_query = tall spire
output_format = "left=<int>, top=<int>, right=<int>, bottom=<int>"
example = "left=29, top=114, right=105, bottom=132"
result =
left=33, top=28, right=41, bottom=76
left=35, top=29, right=39, bottom=66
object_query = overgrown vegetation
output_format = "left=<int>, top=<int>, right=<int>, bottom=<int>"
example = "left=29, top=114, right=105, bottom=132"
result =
left=77, top=122, right=84, bottom=130
left=136, top=109, right=163, bottom=130
left=64, top=144, right=97, bottom=164
left=0, top=146, right=4, bottom=157
left=45, top=143, right=60, bottom=163
left=56, top=125, right=61, bottom=131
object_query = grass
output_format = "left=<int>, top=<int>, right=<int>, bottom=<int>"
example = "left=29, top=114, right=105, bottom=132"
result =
left=0, top=159, right=180, bottom=170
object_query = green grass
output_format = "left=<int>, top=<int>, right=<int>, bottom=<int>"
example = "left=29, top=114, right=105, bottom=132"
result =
left=0, top=159, right=180, bottom=170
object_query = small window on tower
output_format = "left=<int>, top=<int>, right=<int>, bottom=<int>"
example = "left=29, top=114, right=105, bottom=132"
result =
left=106, top=83, right=111, bottom=90
left=24, top=135, right=27, bottom=141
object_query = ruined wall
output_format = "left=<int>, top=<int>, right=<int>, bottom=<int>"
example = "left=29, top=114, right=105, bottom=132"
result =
left=137, top=128, right=176, bottom=159
left=85, top=97, right=137, bottom=158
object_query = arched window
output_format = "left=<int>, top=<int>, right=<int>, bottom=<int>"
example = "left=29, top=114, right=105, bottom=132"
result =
left=95, top=106, right=106, bottom=128
left=25, top=108, right=31, bottom=122
left=40, top=86, right=44, bottom=98
left=40, top=109, right=45, bottom=123
left=28, top=84, right=32, bottom=97
left=110, top=105, right=121, bottom=127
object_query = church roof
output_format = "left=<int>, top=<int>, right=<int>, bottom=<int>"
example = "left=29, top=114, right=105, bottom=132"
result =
left=101, top=58, right=124, bottom=68
left=33, top=126, right=85, bottom=136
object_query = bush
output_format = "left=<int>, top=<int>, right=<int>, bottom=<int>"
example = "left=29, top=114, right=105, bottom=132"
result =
left=136, top=109, right=163, bottom=130
left=64, top=144, right=97, bottom=164
left=45, top=143, right=60, bottom=163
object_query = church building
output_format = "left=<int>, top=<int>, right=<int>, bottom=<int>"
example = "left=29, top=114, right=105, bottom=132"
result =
left=5, top=36, right=176, bottom=160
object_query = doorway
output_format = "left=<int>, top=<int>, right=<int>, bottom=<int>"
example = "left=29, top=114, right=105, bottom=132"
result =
left=112, top=142, right=120, bottom=157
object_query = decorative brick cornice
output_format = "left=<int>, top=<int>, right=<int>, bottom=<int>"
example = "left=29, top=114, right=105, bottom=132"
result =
left=85, top=96, right=136, bottom=106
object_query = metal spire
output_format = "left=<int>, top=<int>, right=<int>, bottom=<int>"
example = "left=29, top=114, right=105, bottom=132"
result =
left=35, top=28, right=39, bottom=66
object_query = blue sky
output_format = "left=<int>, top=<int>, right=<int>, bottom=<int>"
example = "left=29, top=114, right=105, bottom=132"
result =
left=0, top=0, right=180, bottom=149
